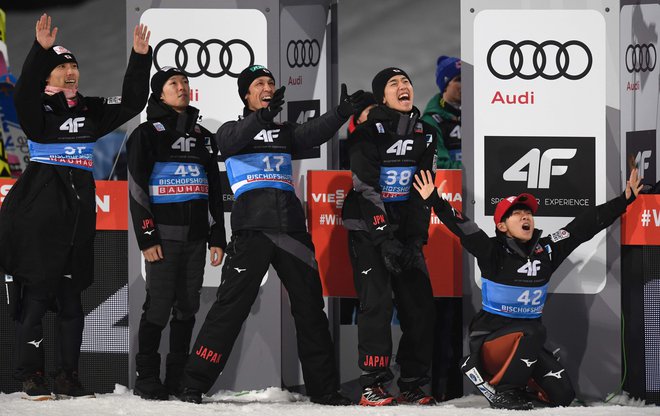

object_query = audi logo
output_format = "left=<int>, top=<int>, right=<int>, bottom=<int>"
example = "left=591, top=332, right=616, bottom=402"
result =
left=286, top=39, right=320, bottom=68
left=625, top=44, right=656, bottom=73
left=153, top=38, right=255, bottom=78
left=487, top=40, right=593, bottom=80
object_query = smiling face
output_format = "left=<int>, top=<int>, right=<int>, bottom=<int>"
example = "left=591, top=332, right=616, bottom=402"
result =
left=245, top=76, right=276, bottom=112
left=496, top=206, right=535, bottom=242
left=382, top=74, right=414, bottom=112
left=160, top=75, right=190, bottom=113
left=46, top=62, right=79, bottom=89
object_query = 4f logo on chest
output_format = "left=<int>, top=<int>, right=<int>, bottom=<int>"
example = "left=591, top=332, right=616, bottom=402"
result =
left=59, top=117, right=85, bottom=133
left=254, top=129, right=280, bottom=143
left=172, top=136, right=196, bottom=152
left=386, top=139, right=414, bottom=156
left=517, top=260, right=541, bottom=277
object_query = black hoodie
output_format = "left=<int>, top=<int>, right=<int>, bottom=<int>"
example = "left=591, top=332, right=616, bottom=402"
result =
left=127, top=94, right=226, bottom=251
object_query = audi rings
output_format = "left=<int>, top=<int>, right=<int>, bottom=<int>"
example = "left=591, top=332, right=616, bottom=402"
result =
left=626, top=44, right=656, bottom=73
left=287, top=39, right=320, bottom=68
left=487, top=40, right=593, bottom=80
left=153, top=38, right=255, bottom=78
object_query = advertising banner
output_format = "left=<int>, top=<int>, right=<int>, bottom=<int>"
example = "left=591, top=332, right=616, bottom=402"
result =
left=308, top=170, right=462, bottom=298
left=474, top=9, right=607, bottom=294
left=621, top=194, right=660, bottom=246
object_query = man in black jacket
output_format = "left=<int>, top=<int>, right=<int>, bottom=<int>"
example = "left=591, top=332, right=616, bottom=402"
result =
left=178, top=65, right=363, bottom=405
left=127, top=67, right=226, bottom=400
left=0, top=14, right=151, bottom=400
left=341, top=67, right=438, bottom=406
left=413, top=168, right=643, bottom=410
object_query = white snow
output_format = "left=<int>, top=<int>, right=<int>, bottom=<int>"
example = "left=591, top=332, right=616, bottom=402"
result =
left=0, top=387, right=657, bottom=416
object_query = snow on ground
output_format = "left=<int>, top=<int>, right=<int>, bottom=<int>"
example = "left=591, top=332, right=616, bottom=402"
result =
left=0, top=386, right=658, bottom=416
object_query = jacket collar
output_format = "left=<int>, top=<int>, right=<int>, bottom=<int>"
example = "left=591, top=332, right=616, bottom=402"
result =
left=368, top=104, right=421, bottom=136
left=146, top=94, right=200, bottom=134
left=496, top=228, right=543, bottom=258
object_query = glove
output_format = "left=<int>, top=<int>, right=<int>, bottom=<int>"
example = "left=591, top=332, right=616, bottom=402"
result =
left=336, top=83, right=366, bottom=118
left=379, top=238, right=404, bottom=275
left=260, top=86, right=286, bottom=122
left=399, top=240, right=425, bottom=271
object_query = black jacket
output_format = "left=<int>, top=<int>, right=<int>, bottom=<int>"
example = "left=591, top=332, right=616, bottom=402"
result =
left=0, top=41, right=151, bottom=290
left=424, top=190, right=632, bottom=330
left=217, top=106, right=348, bottom=232
left=127, top=95, right=226, bottom=251
left=341, top=105, right=438, bottom=245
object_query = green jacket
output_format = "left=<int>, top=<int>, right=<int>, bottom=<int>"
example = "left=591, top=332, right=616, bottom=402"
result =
left=421, top=93, right=462, bottom=169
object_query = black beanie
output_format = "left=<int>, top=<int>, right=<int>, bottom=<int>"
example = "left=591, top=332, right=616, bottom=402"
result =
left=237, top=65, right=275, bottom=104
left=44, top=45, right=77, bottom=79
left=371, top=67, right=412, bottom=104
left=150, top=66, right=187, bottom=97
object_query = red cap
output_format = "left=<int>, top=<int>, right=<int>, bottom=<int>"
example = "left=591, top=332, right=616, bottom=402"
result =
left=493, top=193, right=538, bottom=224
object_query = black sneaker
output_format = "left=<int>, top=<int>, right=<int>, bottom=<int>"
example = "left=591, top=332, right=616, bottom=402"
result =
left=134, top=376, right=169, bottom=401
left=397, top=386, right=437, bottom=405
left=178, top=387, right=203, bottom=404
left=53, top=370, right=95, bottom=399
left=310, top=391, right=353, bottom=405
left=22, top=372, right=53, bottom=401
left=359, top=383, right=397, bottom=406
left=490, top=388, right=534, bottom=410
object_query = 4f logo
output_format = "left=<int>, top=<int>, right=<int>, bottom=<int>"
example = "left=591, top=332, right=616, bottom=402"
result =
left=254, top=129, right=280, bottom=143
left=518, top=260, right=541, bottom=277
left=296, top=110, right=316, bottom=124
left=172, top=136, right=196, bottom=152
left=386, top=139, right=414, bottom=156
left=636, top=150, right=652, bottom=179
left=503, top=148, right=577, bottom=189
left=60, top=117, right=85, bottom=133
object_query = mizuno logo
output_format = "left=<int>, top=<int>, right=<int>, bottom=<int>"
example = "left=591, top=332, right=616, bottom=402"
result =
left=544, top=369, right=565, bottom=379
left=234, top=267, right=246, bottom=273
left=521, top=358, right=537, bottom=367
left=376, top=225, right=387, bottom=231
left=461, top=356, right=470, bottom=368
left=361, top=268, right=372, bottom=275
left=27, top=339, right=43, bottom=348
left=144, top=230, right=155, bottom=235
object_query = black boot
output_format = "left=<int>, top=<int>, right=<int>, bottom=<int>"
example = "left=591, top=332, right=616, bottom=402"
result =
left=22, top=371, right=52, bottom=401
left=178, top=387, right=203, bottom=404
left=134, top=353, right=168, bottom=401
left=164, top=352, right=188, bottom=395
left=490, top=388, right=534, bottom=410
left=310, top=391, right=353, bottom=405
left=53, top=369, right=95, bottom=399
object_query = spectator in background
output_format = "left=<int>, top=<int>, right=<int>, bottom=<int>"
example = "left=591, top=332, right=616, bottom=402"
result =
left=421, top=56, right=461, bottom=169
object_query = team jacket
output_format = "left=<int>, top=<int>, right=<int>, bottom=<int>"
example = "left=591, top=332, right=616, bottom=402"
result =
left=421, top=93, right=461, bottom=169
left=424, top=191, right=632, bottom=326
left=127, top=95, right=226, bottom=251
left=0, top=41, right=150, bottom=290
left=341, top=105, right=438, bottom=245
left=217, top=106, right=348, bottom=232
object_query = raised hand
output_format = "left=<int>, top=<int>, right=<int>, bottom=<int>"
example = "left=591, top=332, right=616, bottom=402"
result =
left=261, top=86, right=285, bottom=122
left=625, top=168, right=643, bottom=200
left=413, top=170, right=446, bottom=200
left=35, top=13, right=58, bottom=50
left=133, top=23, right=151, bottom=55
left=337, top=83, right=366, bottom=118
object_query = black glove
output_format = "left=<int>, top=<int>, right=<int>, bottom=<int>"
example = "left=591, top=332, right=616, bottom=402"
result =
left=260, top=86, right=286, bottom=122
left=337, top=83, right=365, bottom=118
left=380, top=238, right=404, bottom=275
left=399, top=240, right=425, bottom=271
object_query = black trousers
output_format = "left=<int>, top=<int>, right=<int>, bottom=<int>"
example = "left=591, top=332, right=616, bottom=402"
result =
left=467, top=318, right=575, bottom=406
left=182, top=230, right=339, bottom=396
left=14, top=277, right=84, bottom=380
left=347, top=230, right=435, bottom=387
left=138, top=239, right=206, bottom=357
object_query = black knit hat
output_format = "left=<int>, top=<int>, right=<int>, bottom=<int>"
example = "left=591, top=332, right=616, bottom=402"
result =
left=44, top=45, right=77, bottom=80
left=150, top=66, right=187, bottom=97
left=237, top=65, right=275, bottom=104
left=372, top=67, right=412, bottom=104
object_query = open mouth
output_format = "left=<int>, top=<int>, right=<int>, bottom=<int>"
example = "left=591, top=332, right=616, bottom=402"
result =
left=522, top=223, right=531, bottom=231
left=398, top=92, right=410, bottom=103
left=261, top=94, right=273, bottom=104
left=65, top=79, right=76, bottom=85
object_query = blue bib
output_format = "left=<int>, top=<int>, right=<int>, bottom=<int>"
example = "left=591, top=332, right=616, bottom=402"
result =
left=481, top=278, right=547, bottom=319
left=225, top=153, right=294, bottom=199
left=28, top=140, right=94, bottom=171
left=149, top=162, right=208, bottom=204
left=379, top=166, right=416, bottom=202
